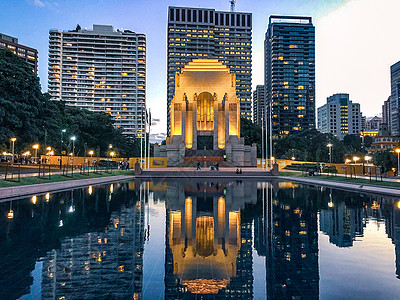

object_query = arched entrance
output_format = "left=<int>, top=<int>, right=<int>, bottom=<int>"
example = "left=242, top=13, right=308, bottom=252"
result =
left=197, top=92, right=214, bottom=150
left=197, top=92, right=214, bottom=131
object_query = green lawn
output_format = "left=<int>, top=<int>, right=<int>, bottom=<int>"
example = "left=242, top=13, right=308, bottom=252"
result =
left=0, top=170, right=134, bottom=188
left=279, top=171, right=400, bottom=189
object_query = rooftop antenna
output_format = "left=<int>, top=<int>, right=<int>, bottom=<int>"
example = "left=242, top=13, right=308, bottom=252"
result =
left=230, top=0, right=236, bottom=12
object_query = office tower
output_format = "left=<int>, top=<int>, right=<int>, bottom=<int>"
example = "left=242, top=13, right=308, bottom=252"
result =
left=317, top=93, right=362, bottom=140
left=167, top=6, right=252, bottom=134
left=264, top=16, right=315, bottom=139
left=0, top=33, right=38, bottom=73
left=390, top=61, right=400, bottom=136
left=48, top=25, right=146, bottom=136
left=253, top=84, right=266, bottom=127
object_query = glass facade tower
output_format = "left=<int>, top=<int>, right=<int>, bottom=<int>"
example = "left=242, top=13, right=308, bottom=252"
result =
left=265, top=16, right=315, bottom=139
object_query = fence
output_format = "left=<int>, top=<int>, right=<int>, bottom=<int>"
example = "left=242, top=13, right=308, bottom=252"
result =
left=4, top=164, right=21, bottom=182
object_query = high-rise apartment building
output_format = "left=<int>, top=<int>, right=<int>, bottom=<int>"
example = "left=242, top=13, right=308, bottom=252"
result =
left=253, top=84, right=265, bottom=127
left=0, top=33, right=38, bottom=73
left=265, top=16, right=315, bottom=139
left=48, top=25, right=146, bottom=136
left=317, top=93, right=362, bottom=140
left=167, top=6, right=252, bottom=134
left=390, top=61, right=400, bottom=136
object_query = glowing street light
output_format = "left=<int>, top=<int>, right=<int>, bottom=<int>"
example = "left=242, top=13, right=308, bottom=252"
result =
left=365, top=155, right=372, bottom=163
left=327, top=143, right=333, bottom=163
left=7, top=209, right=14, bottom=219
left=110, top=151, right=115, bottom=158
left=70, top=136, right=76, bottom=156
left=88, top=150, right=94, bottom=157
left=353, top=156, right=360, bottom=164
left=345, top=159, right=351, bottom=164
left=10, top=137, right=16, bottom=164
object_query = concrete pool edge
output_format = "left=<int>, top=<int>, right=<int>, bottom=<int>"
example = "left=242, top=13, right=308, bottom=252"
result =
left=0, top=175, right=134, bottom=201
left=279, top=176, right=400, bottom=197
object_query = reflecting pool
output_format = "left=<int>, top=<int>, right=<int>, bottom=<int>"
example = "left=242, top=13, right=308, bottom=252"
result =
left=1, top=179, right=400, bottom=299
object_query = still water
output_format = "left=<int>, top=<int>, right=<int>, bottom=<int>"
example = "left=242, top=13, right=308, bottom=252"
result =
left=1, top=179, right=400, bottom=299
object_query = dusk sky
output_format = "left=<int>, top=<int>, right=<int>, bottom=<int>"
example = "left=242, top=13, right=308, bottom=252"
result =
left=1, top=0, right=399, bottom=142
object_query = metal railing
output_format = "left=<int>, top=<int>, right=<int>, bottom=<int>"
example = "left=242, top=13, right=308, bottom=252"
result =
left=4, top=164, right=21, bottom=182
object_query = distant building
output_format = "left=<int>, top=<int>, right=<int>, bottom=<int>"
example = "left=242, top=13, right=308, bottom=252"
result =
left=265, top=16, right=316, bottom=139
left=390, top=61, right=400, bottom=136
left=0, top=33, right=38, bottom=73
left=167, top=6, right=252, bottom=134
left=370, top=135, right=399, bottom=152
left=48, top=25, right=146, bottom=136
left=361, top=116, right=366, bottom=131
left=317, top=93, right=362, bottom=140
left=253, top=85, right=265, bottom=127
left=382, top=98, right=391, bottom=133
left=365, top=116, right=382, bottom=130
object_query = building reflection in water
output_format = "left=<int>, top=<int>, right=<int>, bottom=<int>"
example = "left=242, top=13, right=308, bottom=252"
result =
left=40, top=183, right=146, bottom=300
left=161, top=180, right=257, bottom=298
left=262, top=181, right=319, bottom=300
left=3, top=180, right=400, bottom=299
left=0, top=182, right=146, bottom=300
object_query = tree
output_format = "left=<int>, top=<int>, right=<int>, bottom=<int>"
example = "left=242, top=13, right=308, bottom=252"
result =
left=373, top=150, right=396, bottom=173
left=274, top=129, right=347, bottom=163
left=240, top=118, right=262, bottom=156
left=0, top=48, right=140, bottom=157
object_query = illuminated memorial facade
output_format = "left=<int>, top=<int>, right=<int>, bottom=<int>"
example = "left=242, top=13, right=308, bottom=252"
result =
left=155, top=59, right=256, bottom=167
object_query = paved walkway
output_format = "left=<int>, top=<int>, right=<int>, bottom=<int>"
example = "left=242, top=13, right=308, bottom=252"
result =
left=138, top=167, right=272, bottom=178
left=279, top=175, right=400, bottom=197
left=284, top=169, right=400, bottom=183
left=0, top=175, right=133, bottom=201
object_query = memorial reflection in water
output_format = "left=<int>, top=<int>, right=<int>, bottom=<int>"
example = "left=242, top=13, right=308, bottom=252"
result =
left=1, top=180, right=400, bottom=299
left=158, top=180, right=256, bottom=298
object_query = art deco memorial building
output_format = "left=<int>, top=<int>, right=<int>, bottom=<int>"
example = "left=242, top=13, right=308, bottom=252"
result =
left=155, top=59, right=256, bottom=167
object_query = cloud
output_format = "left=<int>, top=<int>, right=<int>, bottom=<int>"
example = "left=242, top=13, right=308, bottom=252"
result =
left=151, top=118, right=160, bottom=126
left=150, top=132, right=166, bottom=143
left=33, top=0, right=45, bottom=6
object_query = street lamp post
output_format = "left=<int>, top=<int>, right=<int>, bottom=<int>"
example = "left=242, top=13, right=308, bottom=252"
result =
left=70, top=136, right=76, bottom=169
left=10, top=137, right=16, bottom=164
left=327, top=143, right=333, bottom=163
left=396, top=149, right=400, bottom=176
left=365, top=155, right=372, bottom=181
left=88, top=150, right=94, bottom=166
left=60, top=129, right=66, bottom=169
left=353, top=156, right=360, bottom=178
left=32, top=144, right=39, bottom=164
